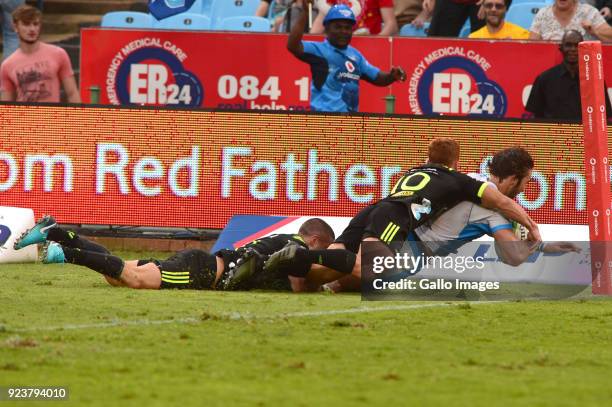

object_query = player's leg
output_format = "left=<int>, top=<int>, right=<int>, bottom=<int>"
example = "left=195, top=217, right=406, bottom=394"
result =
left=264, top=242, right=357, bottom=282
left=323, top=202, right=415, bottom=291
left=40, top=241, right=161, bottom=289
left=355, top=201, right=415, bottom=278
left=102, top=260, right=140, bottom=286
left=155, top=249, right=218, bottom=290
left=98, top=260, right=162, bottom=289
left=116, top=251, right=221, bottom=290
left=47, top=228, right=110, bottom=254
left=266, top=205, right=375, bottom=279
left=317, top=241, right=362, bottom=292
left=14, top=215, right=57, bottom=250
left=305, top=241, right=362, bottom=287
left=103, top=275, right=125, bottom=287
left=14, top=215, right=110, bottom=255
left=118, top=261, right=162, bottom=289
left=265, top=205, right=377, bottom=287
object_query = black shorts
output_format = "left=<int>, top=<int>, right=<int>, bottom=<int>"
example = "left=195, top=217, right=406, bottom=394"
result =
left=138, top=249, right=218, bottom=290
left=335, top=201, right=416, bottom=253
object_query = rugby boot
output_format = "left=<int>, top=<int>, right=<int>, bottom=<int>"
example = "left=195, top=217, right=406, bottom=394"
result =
left=263, top=242, right=306, bottom=272
left=222, top=248, right=265, bottom=290
left=13, top=215, right=56, bottom=250
left=40, top=242, right=66, bottom=264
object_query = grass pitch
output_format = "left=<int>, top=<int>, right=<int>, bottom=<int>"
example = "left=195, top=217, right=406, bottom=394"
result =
left=2, top=251, right=612, bottom=406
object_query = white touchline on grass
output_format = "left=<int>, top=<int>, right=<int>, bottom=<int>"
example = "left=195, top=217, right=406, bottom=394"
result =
left=8, top=301, right=508, bottom=333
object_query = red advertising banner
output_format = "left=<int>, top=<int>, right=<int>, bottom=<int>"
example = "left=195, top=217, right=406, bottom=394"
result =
left=0, top=105, right=610, bottom=229
left=79, top=29, right=389, bottom=113
left=578, top=41, right=612, bottom=294
left=80, top=29, right=612, bottom=119
left=392, top=39, right=561, bottom=117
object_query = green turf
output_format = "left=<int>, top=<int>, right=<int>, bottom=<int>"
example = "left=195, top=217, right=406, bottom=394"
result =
left=2, top=252, right=612, bottom=406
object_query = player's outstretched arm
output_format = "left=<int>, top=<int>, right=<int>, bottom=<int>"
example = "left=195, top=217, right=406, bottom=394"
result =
left=287, top=0, right=311, bottom=57
left=480, top=186, right=541, bottom=242
left=494, top=230, right=581, bottom=267
left=542, top=242, right=581, bottom=254
left=493, top=229, right=536, bottom=266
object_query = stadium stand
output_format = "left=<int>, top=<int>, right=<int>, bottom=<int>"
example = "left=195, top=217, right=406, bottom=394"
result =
left=399, top=22, right=430, bottom=37
left=154, top=12, right=211, bottom=30
left=219, top=16, right=271, bottom=32
left=166, top=0, right=213, bottom=15
left=506, top=2, right=544, bottom=29
left=209, top=0, right=260, bottom=28
left=101, top=10, right=154, bottom=28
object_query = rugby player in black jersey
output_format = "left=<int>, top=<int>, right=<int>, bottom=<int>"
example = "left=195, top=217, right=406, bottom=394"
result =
left=13, top=217, right=336, bottom=292
left=265, top=138, right=542, bottom=282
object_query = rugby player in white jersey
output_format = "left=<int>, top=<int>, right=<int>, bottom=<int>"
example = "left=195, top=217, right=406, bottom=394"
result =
left=265, top=147, right=579, bottom=292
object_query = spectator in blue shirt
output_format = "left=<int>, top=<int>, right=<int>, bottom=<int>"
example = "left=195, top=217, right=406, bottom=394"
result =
left=287, top=1, right=406, bottom=113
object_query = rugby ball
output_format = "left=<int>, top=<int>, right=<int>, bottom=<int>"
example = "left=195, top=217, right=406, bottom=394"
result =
left=512, top=221, right=528, bottom=240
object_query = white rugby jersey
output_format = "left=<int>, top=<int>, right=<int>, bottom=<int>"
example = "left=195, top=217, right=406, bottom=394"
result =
left=413, top=174, right=513, bottom=255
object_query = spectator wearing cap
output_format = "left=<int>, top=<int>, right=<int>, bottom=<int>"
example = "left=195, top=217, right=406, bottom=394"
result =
left=469, top=0, right=529, bottom=39
left=287, top=1, right=406, bottom=112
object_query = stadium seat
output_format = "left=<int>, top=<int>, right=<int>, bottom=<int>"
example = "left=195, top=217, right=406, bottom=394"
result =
left=459, top=23, right=471, bottom=37
left=505, top=2, right=544, bottom=30
left=201, top=0, right=214, bottom=14
left=186, top=0, right=204, bottom=13
left=210, top=0, right=261, bottom=28
left=219, top=16, right=271, bottom=32
left=154, top=13, right=212, bottom=30
left=186, top=0, right=215, bottom=14
left=101, top=11, right=155, bottom=28
left=399, top=22, right=430, bottom=37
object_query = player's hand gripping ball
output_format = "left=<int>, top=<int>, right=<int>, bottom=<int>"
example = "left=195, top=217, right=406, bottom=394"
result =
left=512, top=221, right=529, bottom=240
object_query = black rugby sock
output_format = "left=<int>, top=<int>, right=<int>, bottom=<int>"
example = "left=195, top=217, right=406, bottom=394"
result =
left=48, top=228, right=110, bottom=254
left=306, top=250, right=356, bottom=274
left=62, top=247, right=124, bottom=279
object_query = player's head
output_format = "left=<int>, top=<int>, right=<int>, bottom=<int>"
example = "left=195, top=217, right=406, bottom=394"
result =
left=482, top=0, right=511, bottom=28
left=298, top=218, right=335, bottom=250
left=488, top=147, right=534, bottom=198
left=427, top=138, right=460, bottom=169
left=12, top=5, right=42, bottom=44
left=323, top=5, right=356, bottom=49
left=560, top=30, right=583, bottom=66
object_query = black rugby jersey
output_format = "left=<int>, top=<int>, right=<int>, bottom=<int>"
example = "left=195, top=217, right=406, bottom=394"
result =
left=385, top=164, right=488, bottom=221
